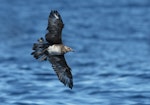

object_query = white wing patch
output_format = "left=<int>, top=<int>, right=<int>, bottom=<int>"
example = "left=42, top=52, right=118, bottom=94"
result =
left=54, top=14, right=59, bottom=19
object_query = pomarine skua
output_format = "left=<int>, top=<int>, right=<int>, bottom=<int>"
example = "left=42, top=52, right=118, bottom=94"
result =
left=31, top=10, right=74, bottom=89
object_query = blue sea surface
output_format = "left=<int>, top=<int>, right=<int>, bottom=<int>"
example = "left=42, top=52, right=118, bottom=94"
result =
left=0, top=0, right=150, bottom=105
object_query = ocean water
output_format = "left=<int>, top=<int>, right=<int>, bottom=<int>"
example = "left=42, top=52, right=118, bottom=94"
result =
left=0, top=0, right=150, bottom=105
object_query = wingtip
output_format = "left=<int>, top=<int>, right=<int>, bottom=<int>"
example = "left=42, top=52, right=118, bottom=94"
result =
left=65, top=78, right=73, bottom=89
left=69, top=81, right=73, bottom=89
left=49, top=10, right=61, bottom=19
left=51, top=10, right=58, bottom=12
left=58, top=75, right=73, bottom=89
left=50, top=10, right=58, bottom=14
left=64, top=83, right=73, bottom=89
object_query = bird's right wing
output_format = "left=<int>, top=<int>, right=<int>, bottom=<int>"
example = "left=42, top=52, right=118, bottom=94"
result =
left=48, top=55, right=73, bottom=89
left=45, top=10, right=64, bottom=45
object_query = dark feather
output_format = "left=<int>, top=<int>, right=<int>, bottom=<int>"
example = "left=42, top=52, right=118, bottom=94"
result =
left=31, top=37, right=49, bottom=61
left=45, top=10, right=64, bottom=45
left=48, top=55, right=73, bottom=89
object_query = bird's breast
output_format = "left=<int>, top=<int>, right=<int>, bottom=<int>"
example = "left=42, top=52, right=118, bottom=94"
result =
left=47, top=45, right=63, bottom=55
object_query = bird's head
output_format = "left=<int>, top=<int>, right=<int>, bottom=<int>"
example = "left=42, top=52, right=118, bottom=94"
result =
left=63, top=46, right=74, bottom=53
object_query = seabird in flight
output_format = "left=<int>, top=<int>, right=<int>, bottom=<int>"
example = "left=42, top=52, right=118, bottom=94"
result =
left=31, top=10, right=74, bottom=89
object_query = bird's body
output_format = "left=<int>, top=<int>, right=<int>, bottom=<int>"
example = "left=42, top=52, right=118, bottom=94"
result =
left=47, top=44, right=63, bottom=55
left=31, top=10, right=74, bottom=89
left=47, top=44, right=72, bottom=55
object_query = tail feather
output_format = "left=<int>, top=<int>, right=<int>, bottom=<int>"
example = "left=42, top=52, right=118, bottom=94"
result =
left=31, top=37, right=49, bottom=61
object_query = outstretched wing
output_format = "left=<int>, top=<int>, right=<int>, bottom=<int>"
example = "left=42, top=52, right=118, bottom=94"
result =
left=48, top=55, right=73, bottom=89
left=45, top=10, right=64, bottom=45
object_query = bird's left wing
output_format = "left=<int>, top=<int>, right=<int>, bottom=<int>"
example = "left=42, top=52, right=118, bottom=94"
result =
left=46, top=10, right=64, bottom=45
left=48, top=55, right=73, bottom=89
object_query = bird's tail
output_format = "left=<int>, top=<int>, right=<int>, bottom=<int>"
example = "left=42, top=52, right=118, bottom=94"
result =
left=31, top=37, right=49, bottom=61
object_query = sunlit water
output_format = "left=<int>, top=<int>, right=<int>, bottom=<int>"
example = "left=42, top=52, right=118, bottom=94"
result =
left=0, top=0, right=150, bottom=105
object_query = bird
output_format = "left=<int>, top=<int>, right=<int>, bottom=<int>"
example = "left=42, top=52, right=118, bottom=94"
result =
left=31, top=10, right=74, bottom=89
